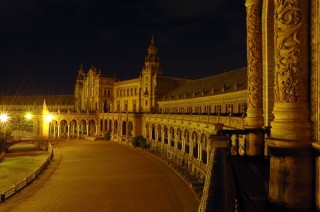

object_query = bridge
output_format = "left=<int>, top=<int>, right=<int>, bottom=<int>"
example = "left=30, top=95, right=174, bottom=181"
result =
left=1, top=130, right=49, bottom=152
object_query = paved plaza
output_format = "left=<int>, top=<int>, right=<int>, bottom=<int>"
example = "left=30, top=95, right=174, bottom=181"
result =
left=0, top=140, right=199, bottom=211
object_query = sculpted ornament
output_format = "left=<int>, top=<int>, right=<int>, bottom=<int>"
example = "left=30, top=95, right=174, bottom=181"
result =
left=274, top=0, right=307, bottom=103
left=246, top=2, right=262, bottom=109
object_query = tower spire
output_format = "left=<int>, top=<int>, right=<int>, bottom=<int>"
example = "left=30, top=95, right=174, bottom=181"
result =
left=143, top=35, right=162, bottom=74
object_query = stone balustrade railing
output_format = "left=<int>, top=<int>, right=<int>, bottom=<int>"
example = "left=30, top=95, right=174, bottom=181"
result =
left=0, top=141, right=54, bottom=203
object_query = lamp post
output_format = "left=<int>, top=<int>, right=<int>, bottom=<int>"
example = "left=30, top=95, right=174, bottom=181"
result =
left=45, top=115, right=53, bottom=138
left=0, top=113, right=9, bottom=139
left=24, top=112, right=33, bottom=132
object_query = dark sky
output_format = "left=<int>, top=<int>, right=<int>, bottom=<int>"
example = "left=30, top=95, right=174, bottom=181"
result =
left=0, top=0, right=247, bottom=95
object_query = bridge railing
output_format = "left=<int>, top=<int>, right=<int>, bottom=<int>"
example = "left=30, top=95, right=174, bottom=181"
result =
left=0, top=141, right=54, bottom=203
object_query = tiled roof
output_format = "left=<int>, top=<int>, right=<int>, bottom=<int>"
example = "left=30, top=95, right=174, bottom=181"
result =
left=160, top=67, right=247, bottom=101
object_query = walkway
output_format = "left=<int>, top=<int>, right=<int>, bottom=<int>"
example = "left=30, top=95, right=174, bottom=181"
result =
left=0, top=140, right=199, bottom=211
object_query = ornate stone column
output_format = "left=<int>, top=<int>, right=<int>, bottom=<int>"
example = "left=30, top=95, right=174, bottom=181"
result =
left=245, top=0, right=264, bottom=156
left=198, top=142, right=202, bottom=161
left=182, top=137, right=185, bottom=152
left=57, top=125, right=61, bottom=137
left=67, top=125, right=70, bottom=138
left=266, top=0, right=313, bottom=210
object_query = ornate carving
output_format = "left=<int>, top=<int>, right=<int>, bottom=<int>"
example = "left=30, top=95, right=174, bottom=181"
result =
left=246, top=0, right=263, bottom=110
left=274, top=0, right=308, bottom=103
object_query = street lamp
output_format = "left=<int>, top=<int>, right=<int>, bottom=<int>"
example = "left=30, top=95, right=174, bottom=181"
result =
left=45, top=114, right=53, bottom=138
left=45, top=115, right=53, bottom=122
left=0, top=113, right=9, bottom=123
left=25, top=112, right=33, bottom=120
left=0, top=113, right=9, bottom=139
left=24, top=112, right=34, bottom=133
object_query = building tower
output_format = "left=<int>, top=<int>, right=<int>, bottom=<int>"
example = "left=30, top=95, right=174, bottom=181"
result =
left=74, top=65, right=85, bottom=113
left=140, top=36, right=162, bottom=113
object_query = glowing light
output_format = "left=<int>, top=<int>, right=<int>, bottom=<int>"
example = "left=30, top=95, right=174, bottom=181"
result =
left=0, top=113, right=9, bottom=123
left=25, top=112, right=33, bottom=120
left=45, top=115, right=53, bottom=122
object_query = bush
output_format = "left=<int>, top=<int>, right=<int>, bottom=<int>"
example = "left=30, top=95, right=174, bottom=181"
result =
left=105, top=131, right=111, bottom=140
left=131, top=136, right=148, bottom=149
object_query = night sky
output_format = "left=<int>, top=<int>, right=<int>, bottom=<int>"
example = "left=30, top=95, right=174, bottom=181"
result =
left=0, top=0, right=247, bottom=96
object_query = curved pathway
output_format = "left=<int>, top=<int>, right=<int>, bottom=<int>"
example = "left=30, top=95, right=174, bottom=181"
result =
left=0, top=140, right=199, bottom=211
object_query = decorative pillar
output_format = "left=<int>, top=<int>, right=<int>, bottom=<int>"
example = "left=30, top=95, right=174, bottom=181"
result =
left=155, top=129, right=158, bottom=141
left=86, top=124, right=89, bottom=136
left=77, top=125, right=80, bottom=138
left=95, top=124, right=98, bottom=136
left=53, top=125, right=57, bottom=138
left=266, top=0, right=313, bottom=210
left=190, top=139, right=193, bottom=156
left=149, top=128, right=152, bottom=140
left=57, top=125, right=60, bottom=137
left=182, top=137, right=185, bottom=152
left=245, top=0, right=264, bottom=156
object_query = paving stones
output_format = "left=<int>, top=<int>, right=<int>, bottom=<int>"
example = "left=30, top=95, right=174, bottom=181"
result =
left=0, top=140, right=199, bottom=211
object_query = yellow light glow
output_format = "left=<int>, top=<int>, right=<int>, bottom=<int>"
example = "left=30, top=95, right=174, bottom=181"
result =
left=25, top=112, right=33, bottom=120
left=45, top=115, right=53, bottom=122
left=0, top=113, right=9, bottom=123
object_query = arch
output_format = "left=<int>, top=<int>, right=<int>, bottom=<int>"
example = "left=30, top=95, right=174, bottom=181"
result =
left=201, top=133, right=208, bottom=164
left=192, top=131, right=198, bottom=158
left=70, top=119, right=77, bottom=137
left=177, top=128, right=182, bottom=150
left=104, top=119, right=108, bottom=131
left=157, top=124, right=161, bottom=142
left=145, top=123, right=150, bottom=138
left=151, top=123, right=155, bottom=140
left=100, top=119, right=103, bottom=131
left=60, top=119, right=68, bottom=137
left=169, top=126, right=175, bottom=147
left=109, top=119, right=112, bottom=132
left=114, top=120, right=118, bottom=133
left=80, top=119, right=87, bottom=135
left=122, top=121, right=127, bottom=136
left=163, top=125, right=168, bottom=144
left=128, top=121, right=133, bottom=136
left=88, top=119, right=96, bottom=135
left=184, top=129, right=190, bottom=154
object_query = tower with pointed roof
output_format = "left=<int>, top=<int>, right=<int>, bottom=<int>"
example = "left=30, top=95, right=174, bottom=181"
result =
left=74, top=65, right=85, bottom=112
left=143, top=35, right=162, bottom=75
left=140, top=36, right=162, bottom=112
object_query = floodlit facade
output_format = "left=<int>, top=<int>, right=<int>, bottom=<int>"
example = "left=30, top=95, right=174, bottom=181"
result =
left=1, top=0, right=320, bottom=210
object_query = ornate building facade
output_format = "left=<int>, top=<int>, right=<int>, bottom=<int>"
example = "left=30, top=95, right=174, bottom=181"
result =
left=1, top=0, right=320, bottom=210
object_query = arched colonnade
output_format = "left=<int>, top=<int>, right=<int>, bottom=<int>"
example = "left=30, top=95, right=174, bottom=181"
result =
left=47, top=116, right=134, bottom=140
